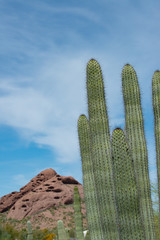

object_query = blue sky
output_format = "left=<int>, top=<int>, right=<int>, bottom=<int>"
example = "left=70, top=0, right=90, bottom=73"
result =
left=0, top=0, right=160, bottom=212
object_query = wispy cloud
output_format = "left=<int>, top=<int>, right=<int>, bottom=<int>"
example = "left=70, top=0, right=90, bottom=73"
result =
left=29, top=3, right=101, bottom=23
left=0, top=51, right=91, bottom=163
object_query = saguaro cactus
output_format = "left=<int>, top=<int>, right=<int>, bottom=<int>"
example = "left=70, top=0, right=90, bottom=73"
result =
left=122, top=64, right=156, bottom=239
left=79, top=59, right=120, bottom=239
left=78, top=58, right=158, bottom=239
left=27, top=221, right=33, bottom=240
left=57, top=220, right=67, bottom=240
left=88, top=59, right=122, bottom=239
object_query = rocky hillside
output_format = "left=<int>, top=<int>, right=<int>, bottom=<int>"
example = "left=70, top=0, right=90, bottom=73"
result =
left=0, top=169, right=87, bottom=231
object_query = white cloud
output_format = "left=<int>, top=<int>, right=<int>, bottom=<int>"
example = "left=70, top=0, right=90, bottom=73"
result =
left=0, top=52, right=90, bottom=163
left=0, top=83, right=53, bottom=131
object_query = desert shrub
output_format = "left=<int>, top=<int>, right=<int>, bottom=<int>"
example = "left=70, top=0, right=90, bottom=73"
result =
left=32, top=229, right=47, bottom=239
left=42, top=228, right=49, bottom=234
left=3, top=223, right=19, bottom=239
left=42, top=233, right=56, bottom=240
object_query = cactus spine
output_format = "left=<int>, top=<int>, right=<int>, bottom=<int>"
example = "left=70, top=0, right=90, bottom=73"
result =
left=111, top=128, right=144, bottom=239
left=73, top=186, right=84, bottom=240
left=27, top=221, right=33, bottom=240
left=152, top=70, right=160, bottom=231
left=78, top=114, right=103, bottom=239
left=122, top=64, right=156, bottom=239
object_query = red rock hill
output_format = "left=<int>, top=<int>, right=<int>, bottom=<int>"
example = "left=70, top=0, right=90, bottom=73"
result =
left=0, top=168, right=84, bottom=221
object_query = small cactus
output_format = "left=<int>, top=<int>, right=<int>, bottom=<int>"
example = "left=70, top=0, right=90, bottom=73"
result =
left=73, top=186, right=84, bottom=240
left=27, top=221, right=33, bottom=240
left=57, top=220, right=67, bottom=240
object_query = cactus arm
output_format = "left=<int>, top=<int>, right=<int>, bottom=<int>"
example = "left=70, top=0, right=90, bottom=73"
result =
left=86, top=59, right=120, bottom=239
left=111, top=128, right=145, bottom=239
left=152, top=70, right=160, bottom=231
left=78, top=114, right=103, bottom=239
left=122, top=64, right=156, bottom=239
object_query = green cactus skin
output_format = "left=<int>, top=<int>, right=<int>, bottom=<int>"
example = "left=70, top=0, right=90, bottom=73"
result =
left=86, top=59, right=120, bottom=239
left=78, top=114, right=103, bottom=240
left=122, top=64, right=156, bottom=239
left=27, top=221, right=33, bottom=240
left=152, top=70, right=160, bottom=231
left=57, top=220, right=67, bottom=240
left=111, top=128, right=145, bottom=239
left=73, top=186, right=84, bottom=240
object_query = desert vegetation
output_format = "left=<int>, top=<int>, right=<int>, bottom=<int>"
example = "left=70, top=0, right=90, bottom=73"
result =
left=0, top=183, right=159, bottom=239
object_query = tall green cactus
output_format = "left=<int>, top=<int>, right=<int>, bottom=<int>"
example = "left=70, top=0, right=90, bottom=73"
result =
left=152, top=70, right=160, bottom=232
left=122, top=64, right=156, bottom=239
left=78, top=58, right=158, bottom=239
left=73, top=186, right=84, bottom=240
left=86, top=59, right=120, bottom=239
left=78, top=59, right=121, bottom=239
left=27, top=221, right=33, bottom=240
